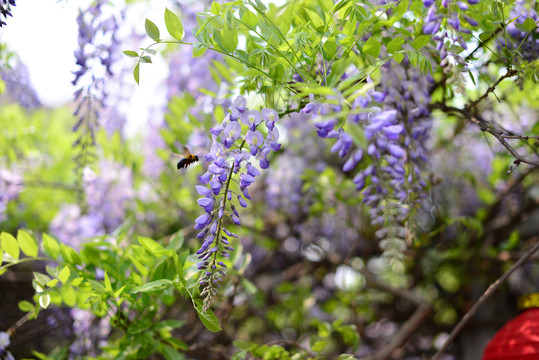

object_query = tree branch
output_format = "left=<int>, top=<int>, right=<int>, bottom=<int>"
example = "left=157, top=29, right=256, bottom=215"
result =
left=358, top=270, right=432, bottom=360
left=431, top=103, right=539, bottom=168
left=465, top=69, right=517, bottom=109
left=431, top=240, right=539, bottom=360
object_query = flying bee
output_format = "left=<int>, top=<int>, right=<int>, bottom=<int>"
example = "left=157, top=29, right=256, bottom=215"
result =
left=172, top=147, right=199, bottom=170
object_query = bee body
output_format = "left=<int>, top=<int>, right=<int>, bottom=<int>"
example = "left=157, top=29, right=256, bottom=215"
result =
left=173, top=147, right=199, bottom=170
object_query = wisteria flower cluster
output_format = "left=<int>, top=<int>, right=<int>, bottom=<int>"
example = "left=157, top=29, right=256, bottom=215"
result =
left=0, top=331, right=14, bottom=360
left=0, top=62, right=41, bottom=109
left=72, top=0, right=125, bottom=153
left=504, top=0, right=539, bottom=61
left=50, top=160, right=134, bottom=248
left=0, top=167, right=22, bottom=223
left=0, top=0, right=15, bottom=27
left=423, top=0, right=480, bottom=71
left=300, top=60, right=433, bottom=256
left=194, top=96, right=280, bottom=310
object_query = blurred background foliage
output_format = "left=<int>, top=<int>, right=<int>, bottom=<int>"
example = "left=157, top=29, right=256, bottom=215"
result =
left=0, top=0, right=538, bottom=359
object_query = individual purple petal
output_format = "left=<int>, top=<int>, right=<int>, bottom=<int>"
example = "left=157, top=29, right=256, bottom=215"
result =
left=261, top=108, right=279, bottom=123
left=210, top=180, right=222, bottom=195
left=199, top=172, right=211, bottom=184
left=197, top=197, right=213, bottom=208
left=343, top=149, right=364, bottom=172
left=194, top=213, right=212, bottom=229
left=464, top=15, right=478, bottom=26
left=241, top=110, right=262, bottom=127
left=208, top=163, right=226, bottom=175
left=384, top=124, right=404, bottom=140
left=242, top=186, right=251, bottom=200
left=245, top=130, right=265, bottom=147
left=387, top=143, right=406, bottom=158
left=237, top=195, right=248, bottom=208
left=224, top=121, right=241, bottom=140
left=371, top=91, right=386, bottom=102
left=233, top=96, right=247, bottom=112
left=210, top=220, right=218, bottom=234
left=196, top=185, right=212, bottom=196
left=247, top=163, right=260, bottom=177
left=231, top=215, right=241, bottom=225
left=240, top=173, right=255, bottom=187
left=210, top=125, right=223, bottom=136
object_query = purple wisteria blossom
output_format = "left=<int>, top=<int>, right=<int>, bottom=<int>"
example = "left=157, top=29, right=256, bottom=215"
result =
left=0, top=0, right=15, bottom=27
left=0, top=62, right=41, bottom=109
left=68, top=308, right=111, bottom=358
left=423, top=0, right=480, bottom=71
left=0, top=167, right=23, bottom=223
left=72, top=0, right=127, bottom=145
left=50, top=160, right=134, bottom=248
left=302, top=61, right=432, bottom=255
left=503, top=0, right=539, bottom=61
left=195, top=96, right=281, bottom=311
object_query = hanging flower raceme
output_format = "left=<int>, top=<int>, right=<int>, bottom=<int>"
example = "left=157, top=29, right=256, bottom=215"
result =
left=194, top=96, right=280, bottom=311
left=0, top=0, right=15, bottom=27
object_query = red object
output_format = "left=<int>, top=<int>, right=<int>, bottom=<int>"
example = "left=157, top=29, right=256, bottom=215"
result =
left=482, top=308, right=539, bottom=360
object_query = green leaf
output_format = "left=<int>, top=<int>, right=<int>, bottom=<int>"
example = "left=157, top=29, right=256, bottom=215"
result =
left=412, top=35, right=430, bottom=51
left=363, top=36, right=381, bottom=57
left=312, top=340, right=327, bottom=352
left=346, top=123, right=367, bottom=149
left=61, top=285, right=77, bottom=307
left=123, top=50, right=139, bottom=58
left=393, top=52, right=404, bottom=63
left=220, top=27, right=238, bottom=53
left=522, top=18, right=536, bottom=32
left=104, top=271, right=112, bottom=292
left=58, top=266, right=71, bottom=283
left=164, top=8, right=184, bottom=41
left=89, top=280, right=107, bottom=293
left=161, top=345, right=185, bottom=360
left=210, top=1, right=221, bottom=15
left=134, top=63, right=140, bottom=85
left=233, top=339, right=252, bottom=350
left=305, top=9, right=325, bottom=30
left=18, top=230, right=38, bottom=257
left=468, top=71, right=476, bottom=86
left=145, top=18, right=160, bottom=41
left=140, top=55, right=152, bottom=63
left=19, top=300, right=35, bottom=312
left=1, top=232, right=19, bottom=260
left=42, top=233, right=60, bottom=259
left=387, top=37, right=404, bottom=53
left=322, top=37, right=337, bottom=60
left=131, top=279, right=174, bottom=293
left=39, top=294, right=51, bottom=309
left=195, top=305, right=222, bottom=332
left=138, top=236, right=164, bottom=254
left=34, top=272, right=51, bottom=288
left=242, top=10, right=258, bottom=28
left=316, top=0, right=334, bottom=12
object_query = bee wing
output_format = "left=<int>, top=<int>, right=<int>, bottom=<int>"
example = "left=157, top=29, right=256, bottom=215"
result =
left=171, top=152, right=185, bottom=159
left=182, top=146, right=193, bottom=156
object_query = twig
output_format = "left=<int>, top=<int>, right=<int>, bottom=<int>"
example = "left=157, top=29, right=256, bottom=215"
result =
left=500, top=135, right=539, bottom=140
left=465, top=27, right=504, bottom=61
left=466, top=69, right=517, bottom=109
left=431, top=103, right=539, bottom=168
left=360, top=269, right=425, bottom=307
left=359, top=303, right=432, bottom=360
left=431, top=241, right=539, bottom=360
left=358, top=270, right=432, bottom=360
